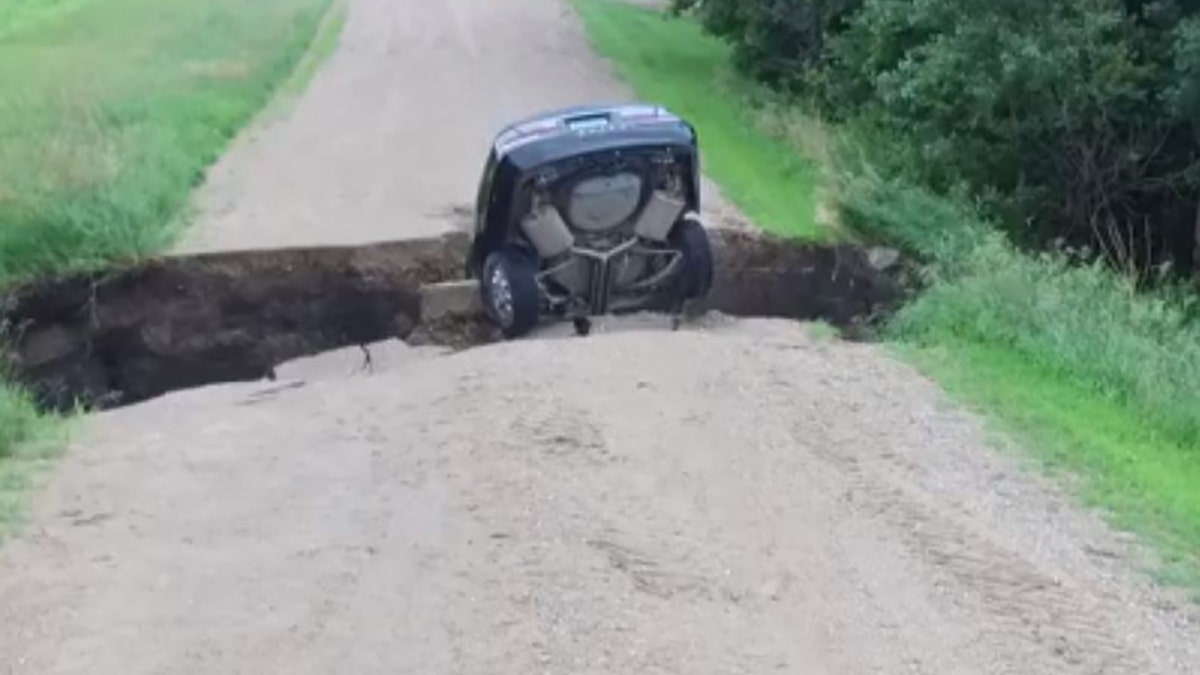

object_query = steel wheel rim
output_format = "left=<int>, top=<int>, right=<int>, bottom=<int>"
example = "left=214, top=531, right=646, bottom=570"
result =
left=488, top=263, right=515, bottom=326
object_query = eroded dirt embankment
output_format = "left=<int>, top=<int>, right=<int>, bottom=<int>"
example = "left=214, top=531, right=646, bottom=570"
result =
left=2, top=234, right=468, bottom=411
left=2, top=229, right=903, bottom=412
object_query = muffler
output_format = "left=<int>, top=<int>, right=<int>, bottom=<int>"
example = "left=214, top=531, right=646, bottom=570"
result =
left=520, top=203, right=573, bottom=258
left=633, top=190, right=685, bottom=242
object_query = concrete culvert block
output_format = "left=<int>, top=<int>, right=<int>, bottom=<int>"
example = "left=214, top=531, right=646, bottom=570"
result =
left=420, top=280, right=483, bottom=322
left=14, top=325, right=77, bottom=368
left=867, top=247, right=902, bottom=272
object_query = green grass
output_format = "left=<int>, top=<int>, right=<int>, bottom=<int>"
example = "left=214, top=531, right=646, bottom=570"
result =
left=0, top=383, right=42, bottom=462
left=575, top=0, right=1200, bottom=593
left=870, top=189, right=1200, bottom=591
left=0, top=0, right=341, bottom=522
left=834, top=168, right=1200, bottom=454
left=0, top=0, right=91, bottom=40
left=0, top=0, right=337, bottom=284
left=902, top=342, right=1200, bottom=591
left=573, top=0, right=824, bottom=240
left=0, top=382, right=66, bottom=535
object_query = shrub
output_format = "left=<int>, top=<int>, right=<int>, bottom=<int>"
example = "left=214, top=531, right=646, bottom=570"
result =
left=670, top=0, right=863, bottom=89
left=823, top=0, right=1198, bottom=270
left=685, top=0, right=1200, bottom=277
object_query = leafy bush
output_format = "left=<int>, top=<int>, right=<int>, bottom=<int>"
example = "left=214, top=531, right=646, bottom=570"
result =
left=824, top=0, right=1197, bottom=268
left=670, top=0, right=863, bottom=89
left=682, top=0, right=1200, bottom=277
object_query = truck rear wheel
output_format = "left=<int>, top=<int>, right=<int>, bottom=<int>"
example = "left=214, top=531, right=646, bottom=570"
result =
left=671, top=216, right=714, bottom=300
left=480, top=246, right=540, bottom=338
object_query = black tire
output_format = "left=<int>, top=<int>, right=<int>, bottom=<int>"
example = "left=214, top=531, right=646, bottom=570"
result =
left=480, top=246, right=541, bottom=338
left=671, top=216, right=714, bottom=300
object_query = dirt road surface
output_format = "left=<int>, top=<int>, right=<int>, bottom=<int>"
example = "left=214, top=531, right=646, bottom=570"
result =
left=3, top=0, right=1199, bottom=673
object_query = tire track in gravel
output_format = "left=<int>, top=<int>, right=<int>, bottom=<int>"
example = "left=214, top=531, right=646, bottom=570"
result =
left=807, top=419, right=1146, bottom=673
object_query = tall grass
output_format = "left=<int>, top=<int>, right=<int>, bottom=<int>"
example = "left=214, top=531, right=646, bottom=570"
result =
left=0, top=0, right=335, bottom=284
left=0, top=380, right=61, bottom=532
left=828, top=137, right=1200, bottom=588
left=0, top=383, right=41, bottom=461
left=830, top=153, right=1200, bottom=451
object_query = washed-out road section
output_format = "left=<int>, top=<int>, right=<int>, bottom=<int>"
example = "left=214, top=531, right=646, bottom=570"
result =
left=2, top=0, right=1198, bottom=673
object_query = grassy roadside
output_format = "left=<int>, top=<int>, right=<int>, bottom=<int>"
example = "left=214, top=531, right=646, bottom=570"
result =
left=0, top=0, right=342, bottom=523
left=0, top=0, right=336, bottom=284
left=902, top=342, right=1200, bottom=589
left=0, top=384, right=66, bottom=535
left=573, top=0, right=823, bottom=241
left=575, top=0, right=1200, bottom=593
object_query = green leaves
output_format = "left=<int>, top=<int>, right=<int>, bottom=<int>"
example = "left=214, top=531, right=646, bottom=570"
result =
left=674, top=0, right=865, bottom=89
left=691, top=0, right=1200, bottom=274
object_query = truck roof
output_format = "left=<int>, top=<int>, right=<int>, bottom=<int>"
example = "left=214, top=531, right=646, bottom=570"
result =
left=492, top=103, right=689, bottom=157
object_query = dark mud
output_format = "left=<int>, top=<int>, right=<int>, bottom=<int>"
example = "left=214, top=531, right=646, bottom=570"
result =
left=2, top=230, right=903, bottom=412
left=704, top=229, right=904, bottom=332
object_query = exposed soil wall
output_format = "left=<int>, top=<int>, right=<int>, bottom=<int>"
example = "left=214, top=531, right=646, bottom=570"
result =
left=2, top=230, right=903, bottom=412
left=3, top=234, right=469, bottom=411
left=704, top=229, right=903, bottom=331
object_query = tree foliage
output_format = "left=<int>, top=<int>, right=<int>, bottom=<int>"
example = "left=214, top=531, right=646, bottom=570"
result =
left=675, top=0, right=1200, bottom=275
left=670, top=0, right=863, bottom=88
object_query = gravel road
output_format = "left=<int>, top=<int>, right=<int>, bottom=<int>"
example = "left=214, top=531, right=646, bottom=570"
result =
left=178, top=0, right=741, bottom=252
left=3, top=0, right=1198, bottom=673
